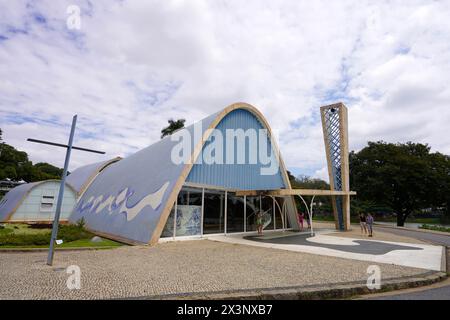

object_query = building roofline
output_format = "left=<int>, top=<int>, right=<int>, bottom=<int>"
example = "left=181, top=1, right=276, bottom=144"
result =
left=149, top=102, right=294, bottom=244
left=1, top=180, right=77, bottom=222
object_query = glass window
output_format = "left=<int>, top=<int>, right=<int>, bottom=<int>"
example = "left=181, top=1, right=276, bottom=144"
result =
left=40, top=194, right=54, bottom=212
left=226, top=192, right=244, bottom=233
left=161, top=204, right=175, bottom=238
left=261, top=196, right=274, bottom=230
left=274, top=197, right=284, bottom=229
left=176, top=187, right=202, bottom=236
left=284, top=197, right=294, bottom=229
left=203, top=189, right=225, bottom=234
left=245, top=196, right=259, bottom=232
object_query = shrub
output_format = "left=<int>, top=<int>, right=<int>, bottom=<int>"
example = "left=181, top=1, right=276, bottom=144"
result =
left=0, top=232, right=51, bottom=246
left=420, top=224, right=450, bottom=233
left=0, top=228, right=13, bottom=236
left=75, top=217, right=86, bottom=229
left=58, top=224, right=94, bottom=242
left=0, top=219, right=94, bottom=246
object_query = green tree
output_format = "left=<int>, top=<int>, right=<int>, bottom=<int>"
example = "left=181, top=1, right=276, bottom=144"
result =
left=161, top=119, right=185, bottom=139
left=0, top=129, right=64, bottom=182
left=286, top=170, right=296, bottom=184
left=288, top=174, right=332, bottom=214
left=34, top=162, right=63, bottom=178
left=427, top=152, right=450, bottom=223
left=350, top=141, right=450, bottom=226
left=3, top=166, right=17, bottom=179
left=294, top=175, right=330, bottom=190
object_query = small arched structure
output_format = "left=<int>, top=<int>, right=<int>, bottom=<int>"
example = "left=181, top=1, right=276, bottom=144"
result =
left=0, top=180, right=77, bottom=223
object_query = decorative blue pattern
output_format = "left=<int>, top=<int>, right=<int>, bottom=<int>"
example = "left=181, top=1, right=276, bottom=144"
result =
left=69, top=111, right=219, bottom=244
left=323, top=106, right=344, bottom=230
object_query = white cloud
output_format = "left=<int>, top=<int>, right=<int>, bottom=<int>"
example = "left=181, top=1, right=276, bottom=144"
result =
left=313, top=167, right=329, bottom=182
left=0, top=0, right=449, bottom=175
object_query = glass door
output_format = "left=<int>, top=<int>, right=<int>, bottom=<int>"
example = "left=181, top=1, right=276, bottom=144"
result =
left=203, top=189, right=225, bottom=234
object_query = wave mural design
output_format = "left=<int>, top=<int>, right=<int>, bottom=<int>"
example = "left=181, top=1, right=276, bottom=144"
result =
left=76, top=181, right=170, bottom=221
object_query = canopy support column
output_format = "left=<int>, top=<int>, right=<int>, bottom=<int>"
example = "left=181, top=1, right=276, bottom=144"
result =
left=297, top=195, right=316, bottom=236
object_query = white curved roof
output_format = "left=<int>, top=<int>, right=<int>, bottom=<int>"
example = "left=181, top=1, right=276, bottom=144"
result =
left=66, top=157, right=121, bottom=195
left=0, top=180, right=76, bottom=222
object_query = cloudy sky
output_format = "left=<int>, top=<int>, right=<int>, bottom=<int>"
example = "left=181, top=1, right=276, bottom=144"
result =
left=1, top=0, right=449, bottom=181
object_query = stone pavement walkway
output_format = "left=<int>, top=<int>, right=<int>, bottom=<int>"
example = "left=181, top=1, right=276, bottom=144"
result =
left=0, top=240, right=430, bottom=299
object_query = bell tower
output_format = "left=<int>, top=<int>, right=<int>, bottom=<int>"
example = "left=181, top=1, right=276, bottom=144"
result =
left=320, top=103, right=351, bottom=231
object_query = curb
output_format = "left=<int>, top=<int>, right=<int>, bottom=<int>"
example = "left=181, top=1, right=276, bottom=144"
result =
left=441, top=247, right=447, bottom=274
left=132, top=271, right=447, bottom=300
left=0, top=246, right=119, bottom=253
left=373, top=223, right=450, bottom=236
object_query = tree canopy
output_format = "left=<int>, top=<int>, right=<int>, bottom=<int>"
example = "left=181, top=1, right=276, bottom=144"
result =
left=350, top=141, right=450, bottom=226
left=161, top=119, right=186, bottom=139
left=0, top=128, right=64, bottom=182
left=286, top=171, right=332, bottom=213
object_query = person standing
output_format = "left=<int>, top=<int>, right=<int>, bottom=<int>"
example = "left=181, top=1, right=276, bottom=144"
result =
left=366, top=213, right=374, bottom=237
left=359, top=213, right=367, bottom=235
left=305, top=212, right=311, bottom=229
left=256, top=211, right=264, bottom=235
left=297, top=212, right=304, bottom=231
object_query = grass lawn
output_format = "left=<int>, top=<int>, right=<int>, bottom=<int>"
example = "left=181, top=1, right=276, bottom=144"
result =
left=0, top=223, right=124, bottom=249
left=0, top=223, right=50, bottom=235
left=312, top=215, right=442, bottom=225
left=419, top=224, right=450, bottom=233
left=372, top=216, right=440, bottom=224
left=312, top=215, right=335, bottom=222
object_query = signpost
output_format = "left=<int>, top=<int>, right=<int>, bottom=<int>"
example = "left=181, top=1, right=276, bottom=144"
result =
left=27, top=115, right=105, bottom=266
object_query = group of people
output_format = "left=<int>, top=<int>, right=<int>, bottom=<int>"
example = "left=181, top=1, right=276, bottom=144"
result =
left=297, top=210, right=375, bottom=237
left=359, top=213, right=374, bottom=237
left=256, top=210, right=374, bottom=237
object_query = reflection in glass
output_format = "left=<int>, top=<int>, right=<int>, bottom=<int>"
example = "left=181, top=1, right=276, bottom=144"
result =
left=245, top=196, right=259, bottom=232
left=203, top=189, right=225, bottom=234
left=226, top=193, right=244, bottom=233
left=161, top=204, right=175, bottom=238
left=261, top=196, right=274, bottom=230
left=274, top=197, right=284, bottom=229
left=176, top=187, right=202, bottom=236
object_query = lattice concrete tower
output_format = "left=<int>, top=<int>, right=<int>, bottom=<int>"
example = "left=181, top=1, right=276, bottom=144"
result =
left=321, top=103, right=351, bottom=231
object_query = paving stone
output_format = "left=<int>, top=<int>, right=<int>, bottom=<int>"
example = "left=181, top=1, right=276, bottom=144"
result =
left=0, top=240, right=430, bottom=299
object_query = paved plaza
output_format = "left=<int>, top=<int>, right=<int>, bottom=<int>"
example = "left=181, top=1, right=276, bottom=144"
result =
left=0, top=239, right=434, bottom=300
left=211, top=230, right=444, bottom=271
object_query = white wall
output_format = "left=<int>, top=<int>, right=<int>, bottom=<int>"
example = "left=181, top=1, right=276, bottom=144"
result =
left=10, top=181, right=76, bottom=222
